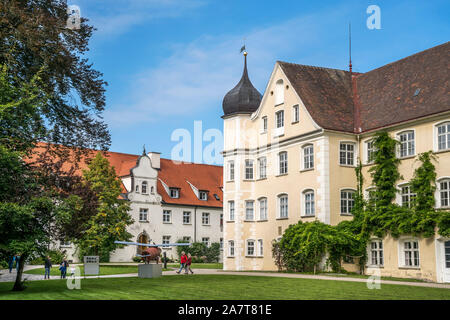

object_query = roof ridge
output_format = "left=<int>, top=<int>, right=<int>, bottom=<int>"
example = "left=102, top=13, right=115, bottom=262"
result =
left=362, top=41, right=449, bottom=76
left=277, top=60, right=351, bottom=73
left=160, top=158, right=223, bottom=168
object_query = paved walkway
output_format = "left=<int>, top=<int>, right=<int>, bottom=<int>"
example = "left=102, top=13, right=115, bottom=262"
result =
left=1, top=267, right=449, bottom=289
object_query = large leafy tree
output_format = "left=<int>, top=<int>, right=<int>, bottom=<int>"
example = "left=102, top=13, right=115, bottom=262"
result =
left=76, top=153, right=133, bottom=261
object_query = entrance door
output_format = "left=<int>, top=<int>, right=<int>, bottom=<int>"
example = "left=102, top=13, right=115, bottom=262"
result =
left=137, top=234, right=149, bottom=255
left=444, top=241, right=450, bottom=283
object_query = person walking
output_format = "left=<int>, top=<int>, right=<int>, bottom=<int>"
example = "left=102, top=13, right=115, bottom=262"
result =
left=59, top=258, right=68, bottom=279
left=44, top=256, right=52, bottom=279
left=8, top=255, right=15, bottom=273
left=176, top=252, right=187, bottom=274
left=185, top=253, right=194, bottom=274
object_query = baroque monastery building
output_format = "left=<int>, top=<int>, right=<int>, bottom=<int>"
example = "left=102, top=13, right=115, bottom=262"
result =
left=221, top=42, right=450, bottom=282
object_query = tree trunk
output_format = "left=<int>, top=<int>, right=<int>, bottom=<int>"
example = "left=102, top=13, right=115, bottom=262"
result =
left=12, top=254, right=27, bottom=291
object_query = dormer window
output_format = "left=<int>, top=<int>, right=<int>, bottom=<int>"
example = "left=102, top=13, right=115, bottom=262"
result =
left=141, top=181, right=148, bottom=194
left=199, top=191, right=208, bottom=200
left=169, top=188, right=180, bottom=198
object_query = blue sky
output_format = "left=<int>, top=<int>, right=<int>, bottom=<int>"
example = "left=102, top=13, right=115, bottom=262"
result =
left=75, top=0, right=449, bottom=164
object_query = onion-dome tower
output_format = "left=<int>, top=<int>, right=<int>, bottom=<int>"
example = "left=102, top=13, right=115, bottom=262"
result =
left=222, top=51, right=262, bottom=116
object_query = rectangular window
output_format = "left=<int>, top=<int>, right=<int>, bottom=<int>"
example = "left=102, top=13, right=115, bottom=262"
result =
left=279, top=152, right=288, bottom=175
left=202, top=237, right=210, bottom=247
left=258, top=157, right=267, bottom=179
left=262, top=116, right=268, bottom=133
left=258, top=239, right=264, bottom=256
left=183, top=211, right=191, bottom=224
left=292, top=105, right=299, bottom=123
left=303, top=145, right=314, bottom=169
left=139, top=208, right=148, bottom=222
left=404, top=241, right=419, bottom=267
left=340, top=143, right=355, bottom=166
left=182, top=236, right=191, bottom=243
left=279, top=195, right=288, bottom=218
left=245, top=160, right=254, bottom=180
left=141, top=182, right=148, bottom=194
left=370, top=240, right=383, bottom=266
left=399, top=131, right=415, bottom=157
left=163, top=210, right=172, bottom=223
left=437, top=123, right=450, bottom=151
left=202, top=212, right=210, bottom=225
left=276, top=110, right=284, bottom=128
left=304, top=191, right=315, bottom=216
left=162, top=235, right=171, bottom=245
left=341, top=190, right=355, bottom=214
left=401, top=185, right=416, bottom=208
left=228, top=201, right=235, bottom=221
left=366, top=140, right=375, bottom=163
left=259, top=198, right=267, bottom=220
left=169, top=188, right=179, bottom=198
left=245, top=200, right=254, bottom=220
left=228, top=161, right=235, bottom=181
left=441, top=180, right=450, bottom=207
left=247, top=240, right=255, bottom=256
left=228, top=240, right=235, bottom=257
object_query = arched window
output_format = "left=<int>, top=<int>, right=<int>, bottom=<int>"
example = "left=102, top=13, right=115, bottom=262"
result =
left=341, top=189, right=356, bottom=215
left=397, top=130, right=415, bottom=158
left=303, top=189, right=315, bottom=216
left=258, top=197, right=267, bottom=220
left=275, top=79, right=284, bottom=105
left=135, top=184, right=139, bottom=193
left=151, top=186, right=154, bottom=194
left=438, top=178, right=450, bottom=208
left=302, top=144, right=314, bottom=170
left=141, top=181, right=148, bottom=194
left=437, top=122, right=450, bottom=151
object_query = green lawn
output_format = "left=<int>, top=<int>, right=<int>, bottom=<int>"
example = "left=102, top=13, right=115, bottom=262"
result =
left=24, top=265, right=159, bottom=276
left=0, top=275, right=449, bottom=300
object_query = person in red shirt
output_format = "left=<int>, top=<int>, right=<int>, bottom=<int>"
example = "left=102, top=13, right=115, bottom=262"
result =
left=176, top=251, right=187, bottom=274
left=185, top=253, right=194, bottom=274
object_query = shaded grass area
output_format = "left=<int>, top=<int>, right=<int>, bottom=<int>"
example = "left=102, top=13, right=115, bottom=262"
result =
left=0, top=275, right=449, bottom=300
left=24, top=265, right=142, bottom=276
left=167, top=263, right=222, bottom=269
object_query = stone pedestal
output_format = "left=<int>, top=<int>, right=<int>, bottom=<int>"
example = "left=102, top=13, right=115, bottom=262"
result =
left=138, top=263, right=162, bottom=278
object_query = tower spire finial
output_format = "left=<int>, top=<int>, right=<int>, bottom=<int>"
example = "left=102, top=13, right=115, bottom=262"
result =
left=142, top=144, right=146, bottom=156
left=349, top=22, right=353, bottom=74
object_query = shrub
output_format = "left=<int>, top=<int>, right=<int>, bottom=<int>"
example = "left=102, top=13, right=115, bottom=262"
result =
left=132, top=256, right=142, bottom=263
left=29, top=249, right=65, bottom=265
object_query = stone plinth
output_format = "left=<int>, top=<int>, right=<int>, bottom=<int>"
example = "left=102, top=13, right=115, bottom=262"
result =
left=138, top=263, right=162, bottom=278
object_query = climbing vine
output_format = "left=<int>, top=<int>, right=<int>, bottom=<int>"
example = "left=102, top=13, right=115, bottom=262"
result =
left=274, top=131, right=449, bottom=273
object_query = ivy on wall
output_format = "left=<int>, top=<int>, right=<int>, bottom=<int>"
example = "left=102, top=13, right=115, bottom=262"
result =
left=274, top=131, right=449, bottom=273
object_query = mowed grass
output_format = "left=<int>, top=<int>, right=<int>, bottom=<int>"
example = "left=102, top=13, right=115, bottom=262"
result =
left=24, top=265, right=143, bottom=276
left=0, top=275, right=449, bottom=300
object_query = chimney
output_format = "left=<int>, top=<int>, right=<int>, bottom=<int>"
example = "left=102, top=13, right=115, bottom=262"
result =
left=147, top=151, right=161, bottom=169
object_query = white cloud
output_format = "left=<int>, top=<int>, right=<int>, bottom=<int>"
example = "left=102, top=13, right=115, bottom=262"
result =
left=104, top=7, right=351, bottom=127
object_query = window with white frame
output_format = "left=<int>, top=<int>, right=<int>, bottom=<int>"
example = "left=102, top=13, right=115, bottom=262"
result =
left=279, top=151, right=288, bottom=175
left=440, top=179, right=450, bottom=207
left=292, top=105, right=299, bottom=123
left=339, top=142, right=355, bottom=166
left=202, top=212, right=210, bottom=225
left=398, top=131, right=415, bottom=157
left=202, top=237, right=210, bottom=247
left=258, top=157, right=267, bottom=179
left=228, top=161, right=235, bottom=181
left=303, top=144, right=314, bottom=170
left=303, top=190, right=315, bottom=216
left=182, top=236, right=191, bottom=243
left=246, top=239, right=255, bottom=256
left=258, top=239, right=264, bottom=256
left=262, top=116, right=268, bottom=133
left=162, top=235, right=171, bottom=245
left=245, top=160, right=254, bottom=180
left=141, top=181, right=148, bottom=194
left=259, top=197, right=267, bottom=220
left=366, top=140, right=375, bottom=163
left=228, top=201, right=235, bottom=221
left=369, top=240, right=383, bottom=266
left=245, top=200, right=254, bottom=220
left=276, top=110, right=284, bottom=128
left=139, top=208, right=148, bottom=222
left=169, top=188, right=179, bottom=198
left=279, top=194, right=288, bottom=218
left=199, top=191, right=208, bottom=200
left=367, top=188, right=377, bottom=207
left=228, top=240, right=235, bottom=257
left=437, top=122, right=450, bottom=151
left=163, top=210, right=172, bottom=223
left=275, top=79, right=284, bottom=105
left=183, top=211, right=191, bottom=224
left=400, top=185, right=416, bottom=208
left=402, top=240, right=419, bottom=267
left=341, top=190, right=355, bottom=215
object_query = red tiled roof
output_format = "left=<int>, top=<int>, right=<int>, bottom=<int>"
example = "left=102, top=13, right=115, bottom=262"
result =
left=279, top=42, right=450, bottom=133
left=29, top=143, right=223, bottom=208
